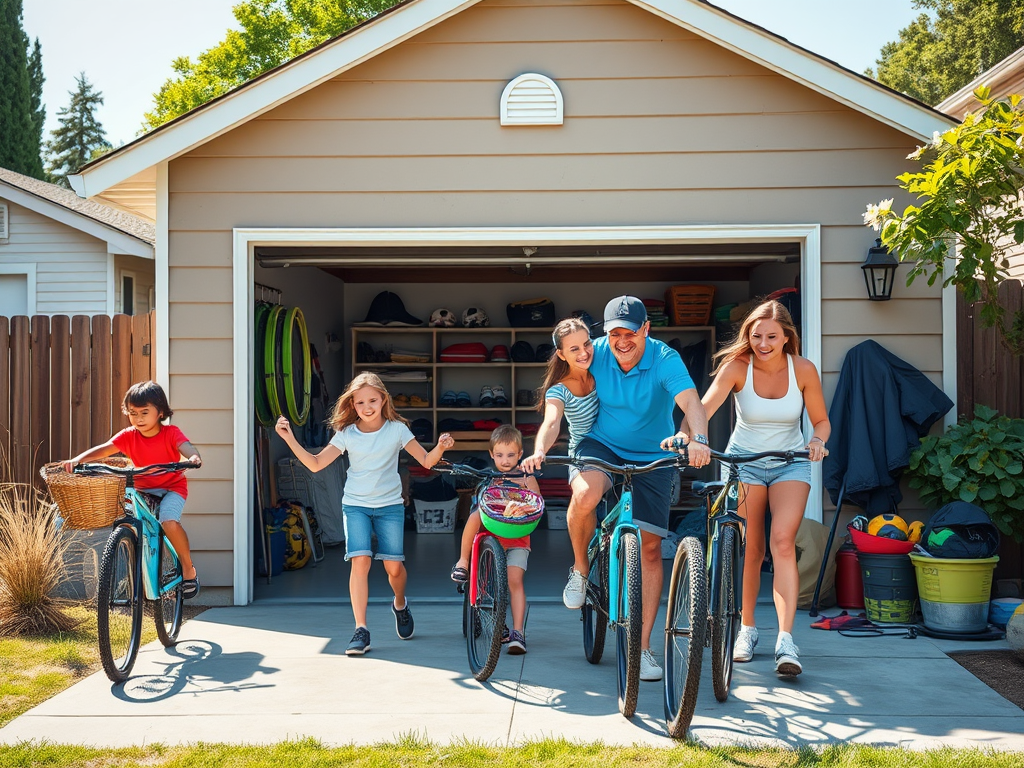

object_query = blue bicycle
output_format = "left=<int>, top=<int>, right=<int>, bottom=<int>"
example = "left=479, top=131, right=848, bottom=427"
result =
left=75, top=461, right=198, bottom=683
left=545, top=453, right=686, bottom=718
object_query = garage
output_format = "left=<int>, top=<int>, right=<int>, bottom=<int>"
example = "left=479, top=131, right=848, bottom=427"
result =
left=70, top=0, right=956, bottom=605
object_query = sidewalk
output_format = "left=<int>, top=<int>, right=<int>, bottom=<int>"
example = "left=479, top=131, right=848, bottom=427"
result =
left=2, top=601, right=1023, bottom=749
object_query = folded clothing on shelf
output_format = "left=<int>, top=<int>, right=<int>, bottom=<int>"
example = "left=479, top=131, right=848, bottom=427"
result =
left=440, top=342, right=489, bottom=363
left=438, top=418, right=475, bottom=432
left=368, top=369, right=430, bottom=381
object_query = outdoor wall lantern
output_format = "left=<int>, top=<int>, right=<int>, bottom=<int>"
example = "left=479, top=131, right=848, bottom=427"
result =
left=861, top=238, right=898, bottom=301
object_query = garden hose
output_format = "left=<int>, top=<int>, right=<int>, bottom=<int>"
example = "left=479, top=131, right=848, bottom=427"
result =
left=281, top=306, right=311, bottom=425
left=253, top=303, right=275, bottom=427
left=263, top=305, right=286, bottom=420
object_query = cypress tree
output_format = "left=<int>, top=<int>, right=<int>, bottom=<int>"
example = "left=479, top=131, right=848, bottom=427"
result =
left=45, top=73, right=111, bottom=188
left=26, top=37, right=45, bottom=179
left=0, top=0, right=37, bottom=174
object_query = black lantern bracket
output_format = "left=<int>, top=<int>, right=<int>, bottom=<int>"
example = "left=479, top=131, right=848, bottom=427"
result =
left=862, top=238, right=898, bottom=301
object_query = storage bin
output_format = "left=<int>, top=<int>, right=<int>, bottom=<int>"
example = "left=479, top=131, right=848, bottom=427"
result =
left=413, top=497, right=458, bottom=533
left=545, top=504, right=568, bottom=530
left=665, top=285, right=715, bottom=326
left=859, top=552, right=917, bottom=623
left=910, top=554, right=998, bottom=633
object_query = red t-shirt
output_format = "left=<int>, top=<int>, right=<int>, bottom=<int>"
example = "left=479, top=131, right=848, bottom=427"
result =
left=111, top=424, right=190, bottom=498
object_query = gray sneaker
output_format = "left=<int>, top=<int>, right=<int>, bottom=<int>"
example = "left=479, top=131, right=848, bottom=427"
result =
left=563, top=568, right=586, bottom=609
left=775, top=635, right=802, bottom=676
left=640, top=649, right=663, bottom=681
left=393, top=600, right=415, bottom=640
left=346, top=626, right=371, bottom=656
left=733, top=625, right=758, bottom=663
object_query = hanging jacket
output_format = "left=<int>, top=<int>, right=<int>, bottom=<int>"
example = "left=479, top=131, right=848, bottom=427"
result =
left=823, top=340, right=953, bottom=514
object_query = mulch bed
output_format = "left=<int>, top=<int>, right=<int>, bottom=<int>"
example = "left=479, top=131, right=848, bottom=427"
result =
left=949, top=650, right=1024, bottom=711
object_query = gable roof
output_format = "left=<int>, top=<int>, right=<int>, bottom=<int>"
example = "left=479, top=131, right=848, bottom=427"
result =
left=938, top=45, right=1024, bottom=118
left=70, top=0, right=956, bottom=203
left=0, top=167, right=154, bottom=255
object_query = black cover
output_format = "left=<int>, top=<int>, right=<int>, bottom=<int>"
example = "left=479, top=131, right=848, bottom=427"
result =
left=922, top=501, right=1000, bottom=558
left=410, top=475, right=457, bottom=502
left=357, top=291, right=423, bottom=326
left=823, top=340, right=953, bottom=515
left=511, top=340, right=535, bottom=362
left=507, top=298, right=556, bottom=327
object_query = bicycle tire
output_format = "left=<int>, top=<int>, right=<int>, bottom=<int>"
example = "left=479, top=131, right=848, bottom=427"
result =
left=583, top=537, right=608, bottom=665
left=263, top=305, right=285, bottom=419
left=96, top=525, right=143, bottom=683
left=152, top=530, right=184, bottom=647
left=664, top=535, right=707, bottom=739
left=253, top=302, right=275, bottom=427
left=281, top=306, right=311, bottom=425
left=616, top=530, right=643, bottom=718
left=711, top=525, right=742, bottom=702
left=467, top=536, right=508, bottom=681
left=461, top=584, right=469, bottom=638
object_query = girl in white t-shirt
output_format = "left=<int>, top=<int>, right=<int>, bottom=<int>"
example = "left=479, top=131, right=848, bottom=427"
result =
left=276, top=372, right=453, bottom=656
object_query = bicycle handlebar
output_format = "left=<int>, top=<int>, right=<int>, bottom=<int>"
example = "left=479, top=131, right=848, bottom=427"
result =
left=432, top=460, right=529, bottom=480
left=542, top=454, right=685, bottom=476
left=74, top=461, right=199, bottom=478
left=667, top=437, right=810, bottom=464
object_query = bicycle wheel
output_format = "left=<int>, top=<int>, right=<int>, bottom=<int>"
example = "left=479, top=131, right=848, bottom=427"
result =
left=582, top=538, right=608, bottom=664
left=711, top=524, right=742, bottom=702
left=466, top=536, right=508, bottom=681
left=664, top=535, right=707, bottom=739
left=615, top=530, right=642, bottom=718
left=152, top=531, right=184, bottom=647
left=96, top=525, right=143, bottom=683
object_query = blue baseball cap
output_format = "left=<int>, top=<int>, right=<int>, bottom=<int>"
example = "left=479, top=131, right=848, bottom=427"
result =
left=603, top=295, right=647, bottom=332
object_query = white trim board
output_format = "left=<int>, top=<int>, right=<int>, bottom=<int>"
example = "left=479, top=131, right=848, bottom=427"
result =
left=71, top=0, right=955, bottom=204
left=230, top=223, right=827, bottom=605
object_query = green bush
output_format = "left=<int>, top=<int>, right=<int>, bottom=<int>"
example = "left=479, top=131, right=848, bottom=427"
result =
left=907, top=405, right=1024, bottom=542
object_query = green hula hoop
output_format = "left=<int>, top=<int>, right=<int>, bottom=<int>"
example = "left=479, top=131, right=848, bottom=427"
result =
left=281, top=306, right=311, bottom=425
left=264, top=305, right=285, bottom=420
left=253, top=303, right=275, bottom=427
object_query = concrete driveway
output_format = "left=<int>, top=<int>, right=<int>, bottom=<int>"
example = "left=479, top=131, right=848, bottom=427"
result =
left=2, top=601, right=1023, bottom=749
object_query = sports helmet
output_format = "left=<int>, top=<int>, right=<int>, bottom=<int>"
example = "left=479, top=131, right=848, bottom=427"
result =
left=462, top=307, right=490, bottom=327
left=429, top=308, right=457, bottom=327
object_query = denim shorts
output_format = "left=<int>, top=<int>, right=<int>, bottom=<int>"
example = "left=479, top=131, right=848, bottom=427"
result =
left=574, top=437, right=675, bottom=538
left=343, top=503, right=406, bottom=561
left=737, top=457, right=812, bottom=488
left=143, top=489, right=186, bottom=523
left=505, top=547, right=529, bottom=571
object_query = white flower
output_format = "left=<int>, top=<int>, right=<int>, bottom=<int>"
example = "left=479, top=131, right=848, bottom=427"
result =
left=863, top=199, right=894, bottom=231
left=907, top=146, right=924, bottom=160
left=931, top=130, right=943, bottom=148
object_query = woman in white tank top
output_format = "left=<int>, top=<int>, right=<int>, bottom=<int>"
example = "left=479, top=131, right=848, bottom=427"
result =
left=692, top=299, right=830, bottom=677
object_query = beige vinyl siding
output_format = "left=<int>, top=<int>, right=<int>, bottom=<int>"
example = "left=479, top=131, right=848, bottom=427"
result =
left=114, top=254, right=156, bottom=314
left=168, top=0, right=944, bottom=589
left=0, top=200, right=109, bottom=315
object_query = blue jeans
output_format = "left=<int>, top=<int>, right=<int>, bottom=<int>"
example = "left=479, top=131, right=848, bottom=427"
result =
left=343, top=503, right=406, bottom=561
left=737, top=456, right=812, bottom=487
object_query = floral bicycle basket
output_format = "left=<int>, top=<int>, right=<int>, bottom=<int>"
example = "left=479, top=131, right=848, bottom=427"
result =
left=479, top=484, right=545, bottom=539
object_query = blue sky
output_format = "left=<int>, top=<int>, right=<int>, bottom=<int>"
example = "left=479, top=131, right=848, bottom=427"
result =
left=23, top=0, right=924, bottom=148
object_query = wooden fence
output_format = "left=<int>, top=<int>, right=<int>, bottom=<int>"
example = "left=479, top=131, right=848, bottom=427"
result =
left=0, top=311, right=155, bottom=487
left=956, top=280, right=1024, bottom=585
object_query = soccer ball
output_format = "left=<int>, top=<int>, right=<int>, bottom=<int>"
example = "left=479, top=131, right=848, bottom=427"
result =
left=907, top=520, right=925, bottom=544
left=868, top=513, right=909, bottom=538
left=429, top=308, right=456, bottom=327
left=462, top=307, right=490, bottom=327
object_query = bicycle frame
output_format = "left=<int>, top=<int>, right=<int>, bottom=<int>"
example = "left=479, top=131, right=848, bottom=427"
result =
left=116, top=484, right=182, bottom=602
left=467, top=528, right=497, bottom=606
left=702, top=464, right=745, bottom=633
left=590, top=487, right=639, bottom=626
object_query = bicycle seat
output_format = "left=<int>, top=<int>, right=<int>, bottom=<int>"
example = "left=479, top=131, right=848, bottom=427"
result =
left=691, top=481, right=725, bottom=497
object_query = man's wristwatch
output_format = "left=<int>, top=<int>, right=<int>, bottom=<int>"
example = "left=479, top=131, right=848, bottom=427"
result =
left=693, top=434, right=709, bottom=446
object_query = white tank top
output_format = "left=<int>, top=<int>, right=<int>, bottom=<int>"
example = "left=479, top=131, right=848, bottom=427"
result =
left=726, top=354, right=806, bottom=453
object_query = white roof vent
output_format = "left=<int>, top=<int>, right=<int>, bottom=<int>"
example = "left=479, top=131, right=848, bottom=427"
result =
left=0, top=203, right=7, bottom=240
left=500, top=73, right=563, bottom=126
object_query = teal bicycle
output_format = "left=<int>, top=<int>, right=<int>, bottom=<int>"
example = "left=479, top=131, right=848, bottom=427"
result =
left=75, top=461, right=198, bottom=683
left=545, top=453, right=686, bottom=718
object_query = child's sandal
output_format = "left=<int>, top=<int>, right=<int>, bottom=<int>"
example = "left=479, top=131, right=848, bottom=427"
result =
left=182, top=573, right=201, bottom=599
left=450, top=565, right=469, bottom=584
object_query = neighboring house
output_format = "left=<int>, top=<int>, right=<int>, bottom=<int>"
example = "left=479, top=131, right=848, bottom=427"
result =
left=0, top=167, right=154, bottom=317
left=938, top=45, right=1024, bottom=279
left=69, top=0, right=957, bottom=605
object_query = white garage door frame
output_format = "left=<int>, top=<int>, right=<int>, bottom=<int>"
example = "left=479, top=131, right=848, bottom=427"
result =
left=230, top=223, right=826, bottom=606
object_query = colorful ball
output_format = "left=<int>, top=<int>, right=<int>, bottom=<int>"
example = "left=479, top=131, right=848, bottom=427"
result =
left=868, top=513, right=908, bottom=537
left=874, top=524, right=908, bottom=541
left=907, top=520, right=925, bottom=544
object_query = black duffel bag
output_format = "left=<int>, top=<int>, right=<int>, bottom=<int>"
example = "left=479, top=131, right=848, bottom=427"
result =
left=507, top=298, right=556, bottom=327
left=922, top=501, right=1000, bottom=558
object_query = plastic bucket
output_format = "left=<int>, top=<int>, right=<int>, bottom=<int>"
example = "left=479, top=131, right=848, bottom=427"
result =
left=859, top=552, right=917, bottom=623
left=909, top=554, right=998, bottom=634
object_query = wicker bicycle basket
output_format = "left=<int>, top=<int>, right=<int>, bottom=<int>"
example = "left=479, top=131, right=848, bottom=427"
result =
left=40, top=457, right=131, bottom=530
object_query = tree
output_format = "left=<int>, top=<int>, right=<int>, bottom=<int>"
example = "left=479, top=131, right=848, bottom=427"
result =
left=26, top=37, right=45, bottom=178
left=144, top=0, right=397, bottom=130
left=864, top=89, right=1024, bottom=355
left=0, top=0, right=40, bottom=176
left=868, top=0, right=1024, bottom=106
left=45, top=73, right=111, bottom=188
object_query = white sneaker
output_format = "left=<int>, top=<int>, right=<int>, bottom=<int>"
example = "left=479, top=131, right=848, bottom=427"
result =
left=733, top=625, right=758, bottom=663
left=562, top=568, right=586, bottom=609
left=640, top=649, right=663, bottom=681
left=775, top=635, right=802, bottom=676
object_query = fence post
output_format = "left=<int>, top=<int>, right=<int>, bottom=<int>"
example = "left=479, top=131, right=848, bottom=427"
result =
left=70, top=315, right=91, bottom=458
left=91, top=315, right=112, bottom=447
left=0, top=317, right=9, bottom=475
left=10, top=316, right=30, bottom=484
left=50, top=315, right=71, bottom=463
left=30, top=315, right=50, bottom=485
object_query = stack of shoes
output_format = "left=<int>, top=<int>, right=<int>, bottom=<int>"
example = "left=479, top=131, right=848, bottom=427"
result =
left=440, top=391, right=458, bottom=407
left=409, top=395, right=429, bottom=407
left=644, top=298, right=669, bottom=327
left=455, top=391, right=472, bottom=407
left=492, top=385, right=509, bottom=406
left=490, top=345, right=510, bottom=362
left=394, top=394, right=410, bottom=407
left=480, top=386, right=495, bottom=407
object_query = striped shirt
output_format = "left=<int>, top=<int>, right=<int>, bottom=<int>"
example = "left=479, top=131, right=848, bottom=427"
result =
left=546, top=383, right=599, bottom=453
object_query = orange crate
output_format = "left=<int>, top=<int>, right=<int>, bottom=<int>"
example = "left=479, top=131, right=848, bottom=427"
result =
left=665, top=285, right=715, bottom=326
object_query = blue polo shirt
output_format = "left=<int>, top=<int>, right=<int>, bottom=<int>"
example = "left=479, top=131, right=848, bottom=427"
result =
left=589, top=336, right=696, bottom=462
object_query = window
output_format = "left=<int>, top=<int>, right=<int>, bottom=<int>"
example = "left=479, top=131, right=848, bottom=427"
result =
left=121, top=273, right=135, bottom=315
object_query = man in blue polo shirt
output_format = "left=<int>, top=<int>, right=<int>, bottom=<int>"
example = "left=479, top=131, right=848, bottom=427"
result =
left=564, top=295, right=711, bottom=683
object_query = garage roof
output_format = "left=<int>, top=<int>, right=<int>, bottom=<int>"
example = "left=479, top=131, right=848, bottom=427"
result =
left=69, top=0, right=956, bottom=206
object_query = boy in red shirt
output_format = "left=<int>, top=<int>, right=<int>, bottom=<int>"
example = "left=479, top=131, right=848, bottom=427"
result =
left=64, top=381, right=202, bottom=598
